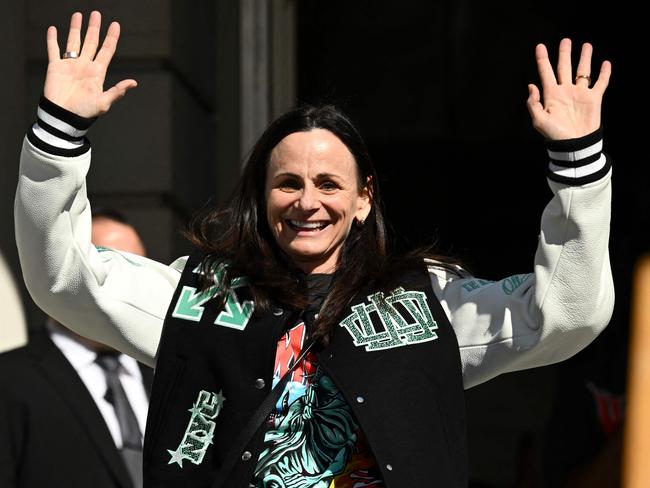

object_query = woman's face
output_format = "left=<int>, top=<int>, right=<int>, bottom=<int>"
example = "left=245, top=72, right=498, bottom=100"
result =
left=265, top=129, right=371, bottom=274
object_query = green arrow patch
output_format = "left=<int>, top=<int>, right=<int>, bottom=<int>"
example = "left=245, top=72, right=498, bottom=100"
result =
left=214, top=290, right=254, bottom=330
left=172, top=286, right=215, bottom=321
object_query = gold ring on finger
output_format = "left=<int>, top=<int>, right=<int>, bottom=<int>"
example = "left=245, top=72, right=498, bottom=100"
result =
left=575, top=74, right=591, bottom=84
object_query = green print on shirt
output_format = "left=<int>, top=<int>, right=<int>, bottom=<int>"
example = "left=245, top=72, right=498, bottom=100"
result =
left=339, top=287, right=438, bottom=351
left=168, top=389, right=226, bottom=468
left=171, top=264, right=254, bottom=329
left=252, top=369, right=358, bottom=487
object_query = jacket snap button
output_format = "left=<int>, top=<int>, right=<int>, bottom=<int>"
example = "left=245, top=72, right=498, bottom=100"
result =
left=254, top=378, right=266, bottom=389
left=242, top=451, right=252, bottom=461
left=273, top=307, right=283, bottom=316
left=356, top=396, right=365, bottom=403
left=386, top=464, right=393, bottom=471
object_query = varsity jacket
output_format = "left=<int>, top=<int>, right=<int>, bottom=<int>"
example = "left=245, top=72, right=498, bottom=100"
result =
left=144, top=253, right=465, bottom=487
left=15, top=100, right=614, bottom=484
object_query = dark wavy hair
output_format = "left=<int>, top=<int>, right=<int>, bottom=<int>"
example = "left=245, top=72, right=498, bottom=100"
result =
left=186, top=104, right=456, bottom=344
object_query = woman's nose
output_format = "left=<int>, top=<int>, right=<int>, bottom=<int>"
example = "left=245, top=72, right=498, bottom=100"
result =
left=297, top=185, right=319, bottom=211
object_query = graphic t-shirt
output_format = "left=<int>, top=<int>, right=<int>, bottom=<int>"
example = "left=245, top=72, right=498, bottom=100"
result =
left=250, top=276, right=383, bottom=488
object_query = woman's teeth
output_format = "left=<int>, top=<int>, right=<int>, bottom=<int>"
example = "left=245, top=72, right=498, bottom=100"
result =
left=288, top=220, right=327, bottom=230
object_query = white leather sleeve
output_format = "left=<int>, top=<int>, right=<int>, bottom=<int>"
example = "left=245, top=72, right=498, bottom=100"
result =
left=429, top=153, right=613, bottom=389
left=15, top=138, right=186, bottom=367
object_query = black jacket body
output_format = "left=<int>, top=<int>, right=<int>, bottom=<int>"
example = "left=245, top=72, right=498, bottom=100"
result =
left=144, top=252, right=467, bottom=487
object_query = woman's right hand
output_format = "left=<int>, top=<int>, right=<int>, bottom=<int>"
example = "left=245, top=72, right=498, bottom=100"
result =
left=43, top=11, right=137, bottom=118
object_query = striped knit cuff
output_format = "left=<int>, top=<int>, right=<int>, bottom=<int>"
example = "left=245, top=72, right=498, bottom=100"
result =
left=545, top=128, right=611, bottom=185
left=26, top=96, right=96, bottom=157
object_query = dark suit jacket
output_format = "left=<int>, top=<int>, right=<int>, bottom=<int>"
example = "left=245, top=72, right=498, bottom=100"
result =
left=0, top=331, right=152, bottom=488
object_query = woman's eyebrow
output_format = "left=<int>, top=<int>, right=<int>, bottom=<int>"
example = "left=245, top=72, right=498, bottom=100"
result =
left=272, top=171, right=301, bottom=179
left=314, top=172, right=342, bottom=180
left=271, top=172, right=342, bottom=180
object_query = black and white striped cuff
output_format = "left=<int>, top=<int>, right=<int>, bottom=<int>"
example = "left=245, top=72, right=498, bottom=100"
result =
left=545, top=128, right=611, bottom=185
left=26, top=96, right=96, bottom=157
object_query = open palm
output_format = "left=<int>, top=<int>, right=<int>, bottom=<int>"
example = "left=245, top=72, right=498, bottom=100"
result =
left=527, top=38, right=611, bottom=140
left=43, top=11, right=136, bottom=118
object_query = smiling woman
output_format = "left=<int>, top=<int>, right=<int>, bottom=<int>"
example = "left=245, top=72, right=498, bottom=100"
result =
left=14, top=10, right=614, bottom=488
left=184, top=105, right=392, bottom=348
left=265, top=129, right=371, bottom=274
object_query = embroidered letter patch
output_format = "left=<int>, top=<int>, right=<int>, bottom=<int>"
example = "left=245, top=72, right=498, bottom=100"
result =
left=501, top=273, right=532, bottom=295
left=339, top=287, right=438, bottom=351
left=167, top=390, right=226, bottom=468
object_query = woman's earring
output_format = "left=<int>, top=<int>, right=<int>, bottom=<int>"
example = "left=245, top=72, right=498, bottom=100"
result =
left=356, top=217, right=365, bottom=227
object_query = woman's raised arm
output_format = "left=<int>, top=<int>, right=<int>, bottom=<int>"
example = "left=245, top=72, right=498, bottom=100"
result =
left=430, top=39, right=614, bottom=388
left=15, top=12, right=181, bottom=367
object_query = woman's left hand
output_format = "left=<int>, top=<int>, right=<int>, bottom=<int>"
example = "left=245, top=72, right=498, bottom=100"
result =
left=527, top=38, right=611, bottom=140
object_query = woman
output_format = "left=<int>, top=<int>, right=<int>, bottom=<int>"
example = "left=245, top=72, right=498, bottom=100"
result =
left=15, top=10, right=613, bottom=488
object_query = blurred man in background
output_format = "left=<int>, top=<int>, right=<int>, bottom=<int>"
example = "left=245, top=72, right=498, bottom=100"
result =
left=0, top=209, right=151, bottom=488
